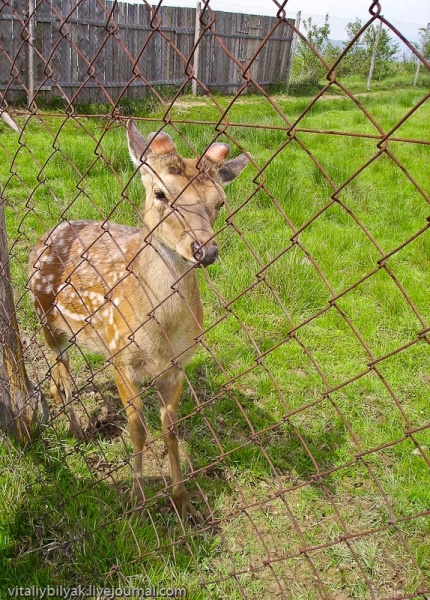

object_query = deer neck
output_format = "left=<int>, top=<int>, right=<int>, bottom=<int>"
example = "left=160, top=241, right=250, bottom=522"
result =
left=134, top=227, right=196, bottom=287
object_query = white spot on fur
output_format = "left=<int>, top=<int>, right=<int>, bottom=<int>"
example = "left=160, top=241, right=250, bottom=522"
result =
left=56, top=303, right=83, bottom=321
left=88, top=291, right=105, bottom=304
left=55, top=237, right=66, bottom=248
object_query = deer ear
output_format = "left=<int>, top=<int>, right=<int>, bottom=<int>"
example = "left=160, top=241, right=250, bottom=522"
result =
left=147, top=131, right=176, bottom=156
left=127, top=122, right=177, bottom=168
left=216, top=153, right=250, bottom=186
left=203, top=142, right=230, bottom=165
left=127, top=119, right=149, bottom=167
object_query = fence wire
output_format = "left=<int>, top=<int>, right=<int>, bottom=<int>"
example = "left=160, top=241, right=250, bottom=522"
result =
left=1, top=0, right=429, bottom=598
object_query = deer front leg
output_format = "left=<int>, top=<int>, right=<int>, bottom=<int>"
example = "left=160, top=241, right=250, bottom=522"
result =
left=52, top=357, right=84, bottom=440
left=43, top=327, right=84, bottom=440
left=155, top=369, right=192, bottom=518
left=113, top=362, right=147, bottom=507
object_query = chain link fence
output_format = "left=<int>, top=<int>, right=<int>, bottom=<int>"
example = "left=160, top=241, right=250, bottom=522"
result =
left=1, top=0, right=430, bottom=598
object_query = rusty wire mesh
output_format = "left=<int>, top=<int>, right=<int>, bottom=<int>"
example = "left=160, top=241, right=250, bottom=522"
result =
left=1, top=0, right=430, bottom=598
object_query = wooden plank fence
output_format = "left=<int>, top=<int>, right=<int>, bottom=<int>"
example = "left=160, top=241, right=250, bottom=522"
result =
left=0, top=0, right=294, bottom=106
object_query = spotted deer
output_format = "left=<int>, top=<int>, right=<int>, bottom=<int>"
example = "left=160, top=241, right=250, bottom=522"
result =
left=29, top=120, right=249, bottom=518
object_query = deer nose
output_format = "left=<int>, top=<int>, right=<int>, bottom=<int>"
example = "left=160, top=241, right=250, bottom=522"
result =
left=192, top=242, right=218, bottom=266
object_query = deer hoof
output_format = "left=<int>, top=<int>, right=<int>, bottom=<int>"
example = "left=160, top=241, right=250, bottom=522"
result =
left=69, top=414, right=85, bottom=441
left=131, top=476, right=145, bottom=502
left=173, top=489, right=204, bottom=524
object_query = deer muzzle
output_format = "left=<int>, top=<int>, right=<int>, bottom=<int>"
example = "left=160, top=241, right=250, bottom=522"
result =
left=192, top=241, right=219, bottom=266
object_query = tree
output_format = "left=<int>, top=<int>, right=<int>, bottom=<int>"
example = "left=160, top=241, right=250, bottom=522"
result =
left=417, top=26, right=430, bottom=60
left=291, top=14, right=338, bottom=90
left=340, top=19, right=399, bottom=80
left=0, top=189, right=49, bottom=445
left=413, top=25, right=430, bottom=86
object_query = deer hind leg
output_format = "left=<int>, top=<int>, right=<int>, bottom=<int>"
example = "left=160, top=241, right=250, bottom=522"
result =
left=155, top=369, right=192, bottom=519
left=113, top=362, right=147, bottom=507
left=43, top=327, right=84, bottom=440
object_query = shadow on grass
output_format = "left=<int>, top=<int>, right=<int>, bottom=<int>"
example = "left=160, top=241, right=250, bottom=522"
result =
left=0, top=427, right=221, bottom=593
left=1, top=363, right=347, bottom=591
left=181, top=365, right=348, bottom=498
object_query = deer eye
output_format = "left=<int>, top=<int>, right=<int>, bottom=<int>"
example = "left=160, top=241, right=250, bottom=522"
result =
left=154, top=190, right=167, bottom=201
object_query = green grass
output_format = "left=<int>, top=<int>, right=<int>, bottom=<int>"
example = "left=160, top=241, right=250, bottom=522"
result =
left=1, top=81, right=430, bottom=598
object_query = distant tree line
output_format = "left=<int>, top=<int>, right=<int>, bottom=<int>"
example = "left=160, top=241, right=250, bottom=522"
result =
left=290, top=14, right=428, bottom=90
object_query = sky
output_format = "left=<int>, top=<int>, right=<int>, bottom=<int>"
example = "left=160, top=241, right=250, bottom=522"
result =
left=146, top=0, right=429, bottom=42
left=274, top=0, right=429, bottom=24
left=150, top=0, right=429, bottom=23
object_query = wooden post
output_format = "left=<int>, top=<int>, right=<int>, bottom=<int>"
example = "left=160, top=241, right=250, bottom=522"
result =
left=191, top=2, right=202, bottom=96
left=414, top=23, right=429, bottom=86
left=367, top=19, right=382, bottom=91
left=0, top=190, right=49, bottom=445
left=27, top=0, right=35, bottom=109
left=286, top=11, right=301, bottom=92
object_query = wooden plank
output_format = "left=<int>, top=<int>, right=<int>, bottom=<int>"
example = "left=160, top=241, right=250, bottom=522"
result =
left=200, top=20, right=213, bottom=91
left=103, top=0, right=115, bottom=105
left=1, top=2, right=295, bottom=103
left=154, top=7, right=165, bottom=85
left=141, top=3, right=151, bottom=99
left=226, top=11, right=241, bottom=93
left=50, top=0, right=65, bottom=102
left=90, top=0, right=108, bottom=104
left=0, top=0, right=27, bottom=102
left=75, top=0, right=91, bottom=104
left=191, top=2, right=201, bottom=94
left=126, top=2, right=138, bottom=100
left=68, top=0, right=81, bottom=103
left=87, top=0, right=96, bottom=103
left=173, top=6, right=194, bottom=86
left=113, top=0, right=129, bottom=104
left=53, top=0, right=73, bottom=106
left=135, top=3, right=152, bottom=92
left=0, top=2, right=17, bottom=100
left=33, top=0, right=53, bottom=103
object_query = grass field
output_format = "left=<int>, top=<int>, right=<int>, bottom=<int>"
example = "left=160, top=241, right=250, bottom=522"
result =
left=1, top=82, right=430, bottom=599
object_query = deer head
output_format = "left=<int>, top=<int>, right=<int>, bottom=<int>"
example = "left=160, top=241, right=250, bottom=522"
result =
left=127, top=119, right=249, bottom=266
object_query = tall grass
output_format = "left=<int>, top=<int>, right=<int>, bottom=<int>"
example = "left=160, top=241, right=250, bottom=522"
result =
left=1, top=82, right=429, bottom=598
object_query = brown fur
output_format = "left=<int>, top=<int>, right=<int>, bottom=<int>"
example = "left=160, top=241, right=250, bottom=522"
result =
left=29, top=120, right=249, bottom=519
